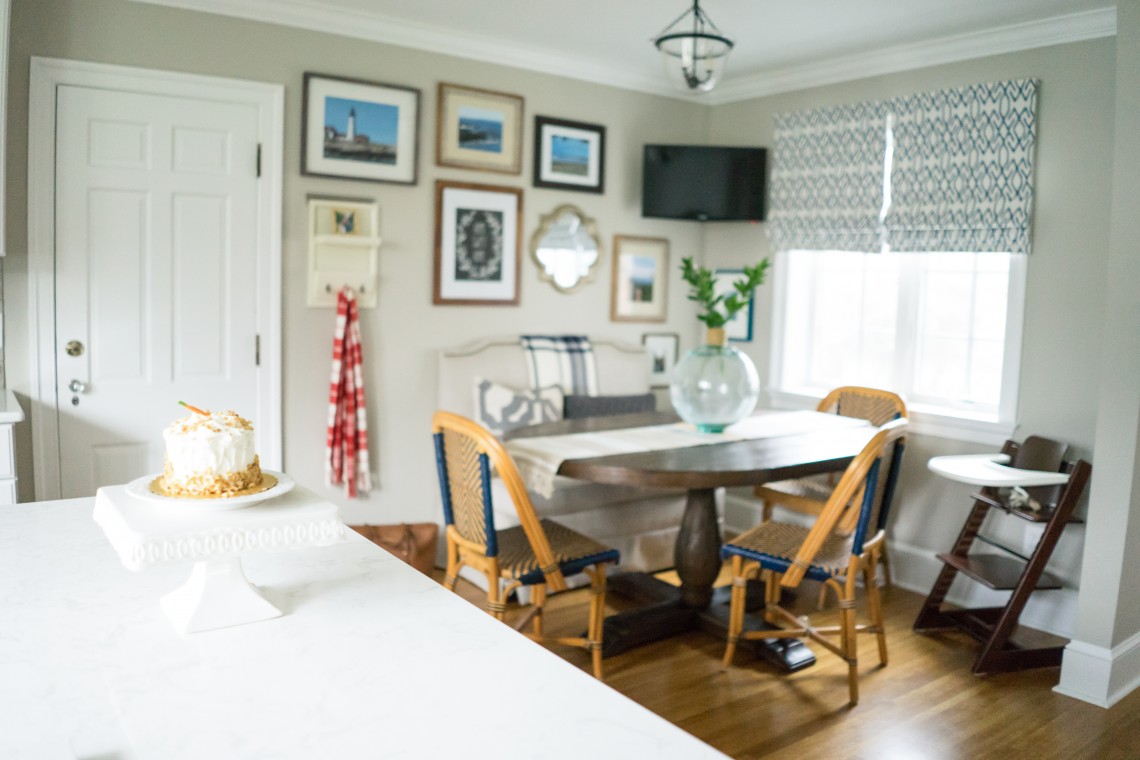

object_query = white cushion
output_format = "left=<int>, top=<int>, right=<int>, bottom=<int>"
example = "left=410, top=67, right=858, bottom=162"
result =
left=473, top=378, right=563, bottom=436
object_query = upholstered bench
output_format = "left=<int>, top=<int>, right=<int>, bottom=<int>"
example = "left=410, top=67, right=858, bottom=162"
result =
left=437, top=336, right=723, bottom=583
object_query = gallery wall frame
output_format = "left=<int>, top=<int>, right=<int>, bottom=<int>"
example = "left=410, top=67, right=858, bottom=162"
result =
left=533, top=115, right=605, bottom=193
left=642, top=332, right=679, bottom=387
left=611, top=235, right=669, bottom=323
left=714, top=268, right=756, bottom=341
left=436, top=82, right=524, bottom=175
left=301, top=72, right=420, bottom=185
left=433, top=180, right=522, bottom=306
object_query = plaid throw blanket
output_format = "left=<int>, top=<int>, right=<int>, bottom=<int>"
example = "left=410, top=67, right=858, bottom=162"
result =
left=520, top=335, right=599, bottom=396
left=326, top=287, right=371, bottom=497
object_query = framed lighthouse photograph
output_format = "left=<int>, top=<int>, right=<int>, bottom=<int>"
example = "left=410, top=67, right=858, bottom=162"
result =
left=302, top=73, right=421, bottom=185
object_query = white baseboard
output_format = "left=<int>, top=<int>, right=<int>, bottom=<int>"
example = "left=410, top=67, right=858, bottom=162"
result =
left=1055, top=631, right=1140, bottom=708
left=724, top=494, right=1077, bottom=638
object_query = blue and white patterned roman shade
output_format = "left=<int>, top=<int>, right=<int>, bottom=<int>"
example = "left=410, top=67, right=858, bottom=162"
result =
left=767, top=79, right=1039, bottom=255
left=885, top=79, right=1038, bottom=254
left=767, top=101, right=890, bottom=253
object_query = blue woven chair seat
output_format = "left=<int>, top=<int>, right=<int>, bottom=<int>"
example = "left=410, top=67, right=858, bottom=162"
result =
left=497, top=519, right=619, bottom=585
left=723, top=521, right=855, bottom=583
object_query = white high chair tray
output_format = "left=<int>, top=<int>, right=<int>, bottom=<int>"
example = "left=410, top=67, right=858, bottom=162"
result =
left=927, top=453, right=1071, bottom=487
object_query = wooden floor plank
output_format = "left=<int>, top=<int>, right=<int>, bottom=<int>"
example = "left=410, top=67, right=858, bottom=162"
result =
left=439, top=570, right=1140, bottom=758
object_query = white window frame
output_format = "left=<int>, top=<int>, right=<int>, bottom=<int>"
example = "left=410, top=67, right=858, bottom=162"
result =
left=767, top=249, right=1027, bottom=446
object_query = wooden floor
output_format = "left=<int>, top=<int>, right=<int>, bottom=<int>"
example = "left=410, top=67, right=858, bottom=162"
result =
left=441, top=569, right=1140, bottom=759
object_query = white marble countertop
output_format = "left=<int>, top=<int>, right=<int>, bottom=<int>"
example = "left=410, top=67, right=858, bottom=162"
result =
left=0, top=388, right=24, bottom=423
left=0, top=498, right=725, bottom=759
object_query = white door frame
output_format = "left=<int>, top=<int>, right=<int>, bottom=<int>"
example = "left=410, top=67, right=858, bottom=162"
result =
left=28, top=57, right=284, bottom=501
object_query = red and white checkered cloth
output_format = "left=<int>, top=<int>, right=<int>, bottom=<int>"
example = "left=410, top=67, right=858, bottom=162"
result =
left=326, top=287, right=371, bottom=497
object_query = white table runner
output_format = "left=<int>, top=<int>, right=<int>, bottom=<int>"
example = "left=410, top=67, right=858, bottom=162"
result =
left=505, top=410, right=869, bottom=497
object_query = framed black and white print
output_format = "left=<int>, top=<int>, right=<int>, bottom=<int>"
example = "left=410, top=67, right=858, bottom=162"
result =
left=433, top=180, right=522, bottom=305
left=302, top=73, right=420, bottom=185
left=642, top=333, right=679, bottom=387
left=714, top=268, right=755, bottom=341
left=437, top=83, right=524, bottom=175
left=533, top=116, right=605, bottom=193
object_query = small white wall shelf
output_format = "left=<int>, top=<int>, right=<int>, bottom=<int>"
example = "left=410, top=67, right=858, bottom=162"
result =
left=307, top=198, right=381, bottom=308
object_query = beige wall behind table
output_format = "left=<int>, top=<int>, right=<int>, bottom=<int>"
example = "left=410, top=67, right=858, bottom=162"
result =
left=4, top=0, right=710, bottom=519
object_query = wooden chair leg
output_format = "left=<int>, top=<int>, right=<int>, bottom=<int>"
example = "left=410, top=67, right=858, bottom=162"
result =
left=864, top=558, right=888, bottom=665
left=842, top=578, right=859, bottom=706
left=586, top=567, right=607, bottom=680
left=722, top=556, right=747, bottom=669
left=485, top=572, right=506, bottom=622
left=531, top=583, right=547, bottom=637
left=880, top=544, right=893, bottom=589
left=443, top=539, right=461, bottom=591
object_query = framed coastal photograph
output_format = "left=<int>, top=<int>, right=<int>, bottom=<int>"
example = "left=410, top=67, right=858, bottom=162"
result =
left=433, top=180, right=522, bottom=305
left=437, top=83, right=524, bottom=174
left=714, top=268, right=756, bottom=341
left=611, top=235, right=669, bottom=323
left=301, top=73, right=420, bottom=185
left=533, top=116, right=605, bottom=193
left=642, top=333, right=679, bottom=387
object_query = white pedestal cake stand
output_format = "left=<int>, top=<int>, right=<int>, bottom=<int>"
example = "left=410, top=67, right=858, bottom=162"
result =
left=94, top=477, right=345, bottom=634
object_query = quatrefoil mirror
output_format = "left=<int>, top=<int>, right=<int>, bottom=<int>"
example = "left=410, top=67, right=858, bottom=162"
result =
left=530, top=204, right=602, bottom=293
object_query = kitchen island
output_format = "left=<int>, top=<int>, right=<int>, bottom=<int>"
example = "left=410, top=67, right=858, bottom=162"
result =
left=0, top=495, right=724, bottom=759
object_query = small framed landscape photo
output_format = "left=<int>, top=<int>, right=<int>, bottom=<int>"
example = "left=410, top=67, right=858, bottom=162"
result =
left=433, top=180, right=522, bottom=306
left=642, top=333, right=679, bottom=387
left=611, top=235, right=669, bottom=323
left=533, top=116, right=605, bottom=193
left=714, top=268, right=756, bottom=341
left=302, top=73, right=420, bottom=185
left=437, top=83, right=524, bottom=175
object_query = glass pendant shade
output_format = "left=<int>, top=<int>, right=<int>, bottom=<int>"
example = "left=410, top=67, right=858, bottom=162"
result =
left=653, top=1, right=733, bottom=93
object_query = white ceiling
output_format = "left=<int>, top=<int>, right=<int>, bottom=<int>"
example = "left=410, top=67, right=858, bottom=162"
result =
left=136, top=0, right=1116, bottom=103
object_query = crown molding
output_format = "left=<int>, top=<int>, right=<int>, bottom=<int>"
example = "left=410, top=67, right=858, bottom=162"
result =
left=127, top=1, right=1114, bottom=106
left=706, top=7, right=1118, bottom=105
left=126, top=0, right=693, bottom=101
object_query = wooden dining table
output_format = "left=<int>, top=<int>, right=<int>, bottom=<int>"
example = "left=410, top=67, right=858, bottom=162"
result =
left=506, top=410, right=878, bottom=668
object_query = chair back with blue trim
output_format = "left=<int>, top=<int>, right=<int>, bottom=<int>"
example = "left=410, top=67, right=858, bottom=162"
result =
left=782, top=418, right=908, bottom=587
left=431, top=411, right=567, bottom=589
left=819, top=386, right=906, bottom=427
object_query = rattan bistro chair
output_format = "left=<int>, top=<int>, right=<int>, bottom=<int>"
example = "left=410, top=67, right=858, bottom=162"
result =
left=723, top=418, right=908, bottom=706
left=755, top=386, right=907, bottom=588
left=431, top=411, right=619, bottom=679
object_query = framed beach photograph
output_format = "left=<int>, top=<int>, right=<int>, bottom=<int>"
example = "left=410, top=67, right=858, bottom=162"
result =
left=642, top=333, right=680, bottom=387
left=611, top=235, right=669, bottom=323
left=433, top=180, right=523, bottom=305
left=302, top=73, right=420, bottom=185
left=436, top=83, right=524, bottom=174
left=714, top=268, right=756, bottom=341
left=533, top=116, right=605, bottom=193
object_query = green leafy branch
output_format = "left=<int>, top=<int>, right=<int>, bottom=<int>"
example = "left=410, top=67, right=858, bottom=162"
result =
left=680, top=257, right=771, bottom=328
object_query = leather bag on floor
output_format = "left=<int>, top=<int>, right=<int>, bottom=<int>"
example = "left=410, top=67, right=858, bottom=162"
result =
left=350, top=523, right=439, bottom=575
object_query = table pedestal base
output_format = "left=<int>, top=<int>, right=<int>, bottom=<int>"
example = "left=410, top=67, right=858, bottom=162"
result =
left=602, top=573, right=816, bottom=672
left=161, top=557, right=282, bottom=634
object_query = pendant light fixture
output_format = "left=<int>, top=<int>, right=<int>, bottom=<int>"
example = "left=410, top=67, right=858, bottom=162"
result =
left=652, top=0, right=734, bottom=94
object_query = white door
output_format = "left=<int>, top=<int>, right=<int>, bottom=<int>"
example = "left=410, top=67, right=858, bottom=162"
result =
left=54, top=84, right=262, bottom=498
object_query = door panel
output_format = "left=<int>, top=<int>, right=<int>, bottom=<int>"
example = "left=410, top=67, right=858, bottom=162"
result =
left=55, top=85, right=260, bottom=498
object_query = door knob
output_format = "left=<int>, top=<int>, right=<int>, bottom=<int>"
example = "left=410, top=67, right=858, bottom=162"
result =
left=68, top=379, right=88, bottom=394
left=65, top=340, right=85, bottom=357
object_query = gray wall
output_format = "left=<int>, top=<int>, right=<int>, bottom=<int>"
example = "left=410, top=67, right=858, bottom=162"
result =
left=703, top=38, right=1117, bottom=635
left=2, top=0, right=709, bottom=519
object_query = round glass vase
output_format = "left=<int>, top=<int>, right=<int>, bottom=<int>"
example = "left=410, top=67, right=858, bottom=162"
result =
left=669, top=328, right=760, bottom=434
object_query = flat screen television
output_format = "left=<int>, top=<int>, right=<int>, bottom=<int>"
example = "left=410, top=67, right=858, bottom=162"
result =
left=642, top=145, right=766, bottom=222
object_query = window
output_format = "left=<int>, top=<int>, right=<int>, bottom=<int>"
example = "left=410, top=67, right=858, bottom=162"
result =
left=771, top=249, right=1025, bottom=440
